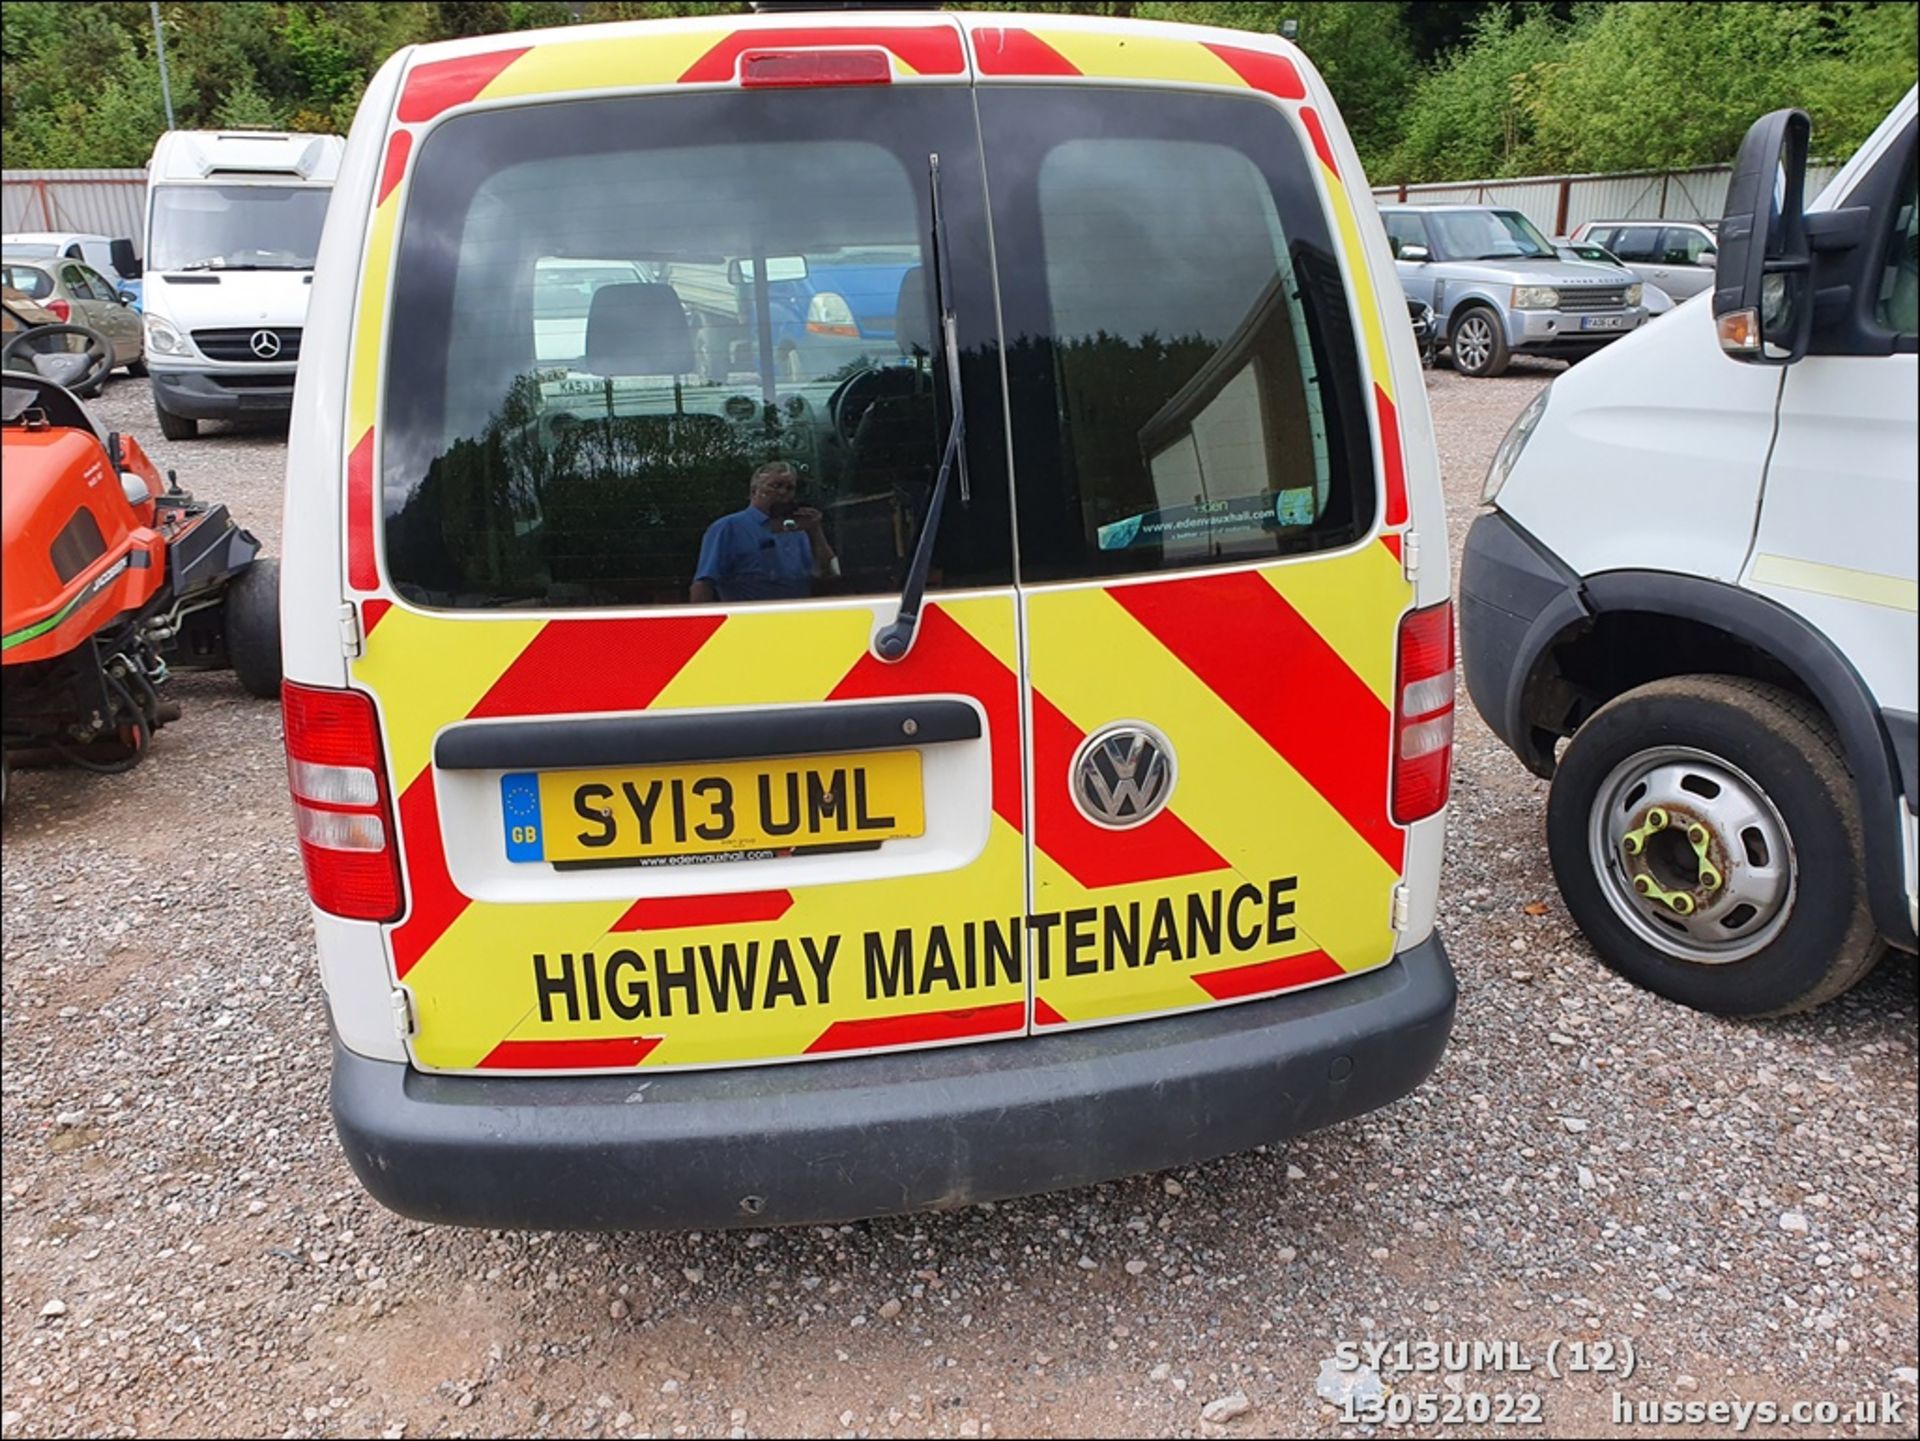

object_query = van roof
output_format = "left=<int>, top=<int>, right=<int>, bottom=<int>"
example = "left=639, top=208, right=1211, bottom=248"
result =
left=391, top=8, right=1318, bottom=89
left=149, top=130, right=346, bottom=184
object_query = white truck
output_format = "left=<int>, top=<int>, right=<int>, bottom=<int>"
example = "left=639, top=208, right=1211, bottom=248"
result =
left=1461, top=88, right=1918, bottom=1015
left=140, top=130, right=344, bottom=439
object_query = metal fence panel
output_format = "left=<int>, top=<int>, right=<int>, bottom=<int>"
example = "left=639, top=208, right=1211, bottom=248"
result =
left=2, top=170, right=148, bottom=249
left=1372, top=163, right=1842, bottom=237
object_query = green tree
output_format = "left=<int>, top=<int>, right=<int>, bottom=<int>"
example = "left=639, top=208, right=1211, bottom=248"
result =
left=211, top=72, right=286, bottom=131
left=1383, top=7, right=1569, bottom=181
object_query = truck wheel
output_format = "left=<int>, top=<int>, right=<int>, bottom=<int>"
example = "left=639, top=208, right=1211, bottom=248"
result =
left=125, top=356, right=148, bottom=378
left=1449, top=306, right=1511, bottom=378
left=154, top=394, right=198, bottom=441
left=1546, top=676, right=1882, bottom=1016
left=226, top=558, right=283, bottom=700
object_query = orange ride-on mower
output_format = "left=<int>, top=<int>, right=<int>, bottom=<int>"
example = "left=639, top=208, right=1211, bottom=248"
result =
left=1, top=368, right=281, bottom=809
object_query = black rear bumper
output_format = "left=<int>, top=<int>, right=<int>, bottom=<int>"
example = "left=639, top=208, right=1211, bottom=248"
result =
left=331, top=932, right=1455, bottom=1231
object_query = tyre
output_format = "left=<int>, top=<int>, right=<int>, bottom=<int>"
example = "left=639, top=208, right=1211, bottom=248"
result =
left=125, top=356, right=148, bottom=378
left=1448, top=305, right=1511, bottom=378
left=154, top=394, right=198, bottom=441
left=1546, top=676, right=1882, bottom=1017
left=225, top=558, right=283, bottom=700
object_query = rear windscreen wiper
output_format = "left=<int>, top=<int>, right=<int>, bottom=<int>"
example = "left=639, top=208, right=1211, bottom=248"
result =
left=874, top=152, right=967, bottom=663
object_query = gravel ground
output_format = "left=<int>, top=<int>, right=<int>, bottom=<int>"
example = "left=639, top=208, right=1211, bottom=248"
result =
left=3, top=367, right=1915, bottom=1440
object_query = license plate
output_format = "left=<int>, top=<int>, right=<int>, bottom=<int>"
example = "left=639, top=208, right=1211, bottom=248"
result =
left=1580, top=315, right=1627, bottom=331
left=502, top=750, right=924, bottom=865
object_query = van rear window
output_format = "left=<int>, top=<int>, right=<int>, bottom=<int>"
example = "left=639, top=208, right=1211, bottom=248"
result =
left=379, top=88, right=1011, bottom=611
left=981, top=88, right=1375, bottom=582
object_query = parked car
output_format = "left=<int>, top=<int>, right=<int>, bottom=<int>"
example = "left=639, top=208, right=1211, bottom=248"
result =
left=1381, top=205, right=1647, bottom=376
left=2, top=286, right=99, bottom=390
left=1555, top=240, right=1676, bottom=316
left=0, top=258, right=143, bottom=386
left=1460, top=87, right=1917, bottom=1015
left=1406, top=297, right=1438, bottom=365
left=1, top=230, right=143, bottom=310
left=1568, top=219, right=1718, bottom=301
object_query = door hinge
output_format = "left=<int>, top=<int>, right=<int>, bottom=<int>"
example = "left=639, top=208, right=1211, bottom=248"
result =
left=1391, top=883, right=1410, bottom=932
left=390, top=986, right=416, bottom=1040
left=1401, top=531, right=1421, bottom=582
left=338, top=602, right=362, bottom=659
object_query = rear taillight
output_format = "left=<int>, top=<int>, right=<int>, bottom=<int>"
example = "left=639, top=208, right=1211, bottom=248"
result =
left=1392, top=601, right=1455, bottom=824
left=805, top=291, right=860, bottom=338
left=47, top=298, right=71, bottom=323
left=283, top=682, right=404, bottom=921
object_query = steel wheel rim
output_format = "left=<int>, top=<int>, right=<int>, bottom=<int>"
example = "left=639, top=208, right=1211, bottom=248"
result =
left=1587, top=745, right=1797, bottom=964
left=1455, top=315, right=1493, bottom=372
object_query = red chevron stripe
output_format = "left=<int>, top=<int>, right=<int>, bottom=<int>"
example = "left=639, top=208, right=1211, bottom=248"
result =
left=1034, top=997, right=1068, bottom=1027
left=971, top=27, right=1081, bottom=76
left=1201, top=43, right=1306, bottom=102
left=377, top=130, right=411, bottom=205
left=1031, top=688, right=1228, bottom=889
left=1110, top=573, right=1404, bottom=871
left=1380, top=533, right=1403, bottom=563
left=829, top=605, right=1022, bottom=831
left=361, top=598, right=393, bottom=637
left=612, top=891, right=794, bottom=932
left=396, top=47, right=530, bottom=124
left=468, top=615, right=725, bottom=719
left=478, top=1035, right=661, bottom=1070
left=805, top=1001, right=1024, bottom=1054
left=1297, top=105, right=1340, bottom=178
left=391, top=771, right=470, bottom=978
left=679, top=26, right=964, bottom=83
left=1377, top=386, right=1408, bottom=527
left=346, top=429, right=377, bottom=592
left=1193, top=948, right=1343, bottom=1001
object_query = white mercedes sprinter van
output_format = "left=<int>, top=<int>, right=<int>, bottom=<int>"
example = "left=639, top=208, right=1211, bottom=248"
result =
left=141, top=130, right=344, bottom=439
left=1463, top=88, right=1918, bottom=1015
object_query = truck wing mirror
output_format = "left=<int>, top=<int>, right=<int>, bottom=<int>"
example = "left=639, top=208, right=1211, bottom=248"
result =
left=110, top=237, right=142, bottom=280
left=1713, top=108, right=1811, bottom=363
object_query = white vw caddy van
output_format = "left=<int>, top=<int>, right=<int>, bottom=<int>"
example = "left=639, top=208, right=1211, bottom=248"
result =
left=283, top=6, right=1455, bottom=1228
left=143, top=129, right=344, bottom=440
left=1463, top=89, right=1918, bottom=1016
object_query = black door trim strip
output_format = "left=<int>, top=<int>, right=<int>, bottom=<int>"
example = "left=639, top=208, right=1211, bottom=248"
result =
left=433, top=698, right=982, bottom=771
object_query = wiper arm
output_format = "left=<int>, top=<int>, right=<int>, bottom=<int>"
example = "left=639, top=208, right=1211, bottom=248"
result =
left=874, top=152, right=968, bottom=664
left=874, top=414, right=964, bottom=661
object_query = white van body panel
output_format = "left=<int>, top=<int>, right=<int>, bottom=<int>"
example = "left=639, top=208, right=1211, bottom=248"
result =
left=1744, top=350, right=1919, bottom=715
left=283, top=66, right=408, bottom=1052
left=1491, top=297, right=1783, bottom=585
left=283, top=64, right=406, bottom=691
left=141, top=269, right=316, bottom=336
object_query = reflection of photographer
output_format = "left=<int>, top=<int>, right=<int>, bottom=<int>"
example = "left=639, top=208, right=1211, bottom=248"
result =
left=689, top=461, right=838, bottom=603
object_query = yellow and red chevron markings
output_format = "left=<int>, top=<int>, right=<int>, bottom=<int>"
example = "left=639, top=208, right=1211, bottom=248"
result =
left=338, top=18, right=1416, bottom=1071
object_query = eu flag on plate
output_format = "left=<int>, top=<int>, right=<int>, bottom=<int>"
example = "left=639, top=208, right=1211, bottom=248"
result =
left=501, top=772, right=544, bottom=862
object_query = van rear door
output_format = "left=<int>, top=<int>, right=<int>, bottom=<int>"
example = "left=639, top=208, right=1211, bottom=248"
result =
left=970, top=25, right=1420, bottom=1029
left=348, top=44, right=1033, bottom=1072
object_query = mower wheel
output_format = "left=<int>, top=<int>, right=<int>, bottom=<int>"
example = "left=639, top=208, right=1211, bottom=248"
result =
left=227, top=558, right=283, bottom=700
